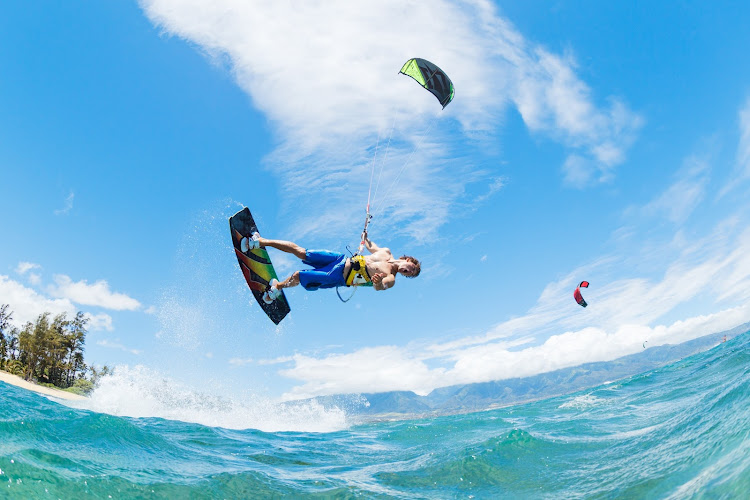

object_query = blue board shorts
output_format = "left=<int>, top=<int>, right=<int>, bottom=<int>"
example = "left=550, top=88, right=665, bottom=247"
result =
left=299, top=250, right=347, bottom=290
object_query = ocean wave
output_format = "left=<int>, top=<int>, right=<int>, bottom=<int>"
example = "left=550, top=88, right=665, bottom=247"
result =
left=1, top=331, right=748, bottom=498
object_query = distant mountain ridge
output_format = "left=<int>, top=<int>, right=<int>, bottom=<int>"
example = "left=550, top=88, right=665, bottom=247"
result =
left=316, top=322, right=750, bottom=419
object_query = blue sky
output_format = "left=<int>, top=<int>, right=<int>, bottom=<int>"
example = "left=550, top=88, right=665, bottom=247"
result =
left=3, top=1, right=750, bottom=402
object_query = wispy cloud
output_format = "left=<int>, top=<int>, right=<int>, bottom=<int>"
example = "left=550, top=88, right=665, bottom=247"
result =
left=49, top=275, right=142, bottom=311
left=630, top=153, right=710, bottom=225
left=229, top=357, right=254, bottom=366
left=140, top=0, right=641, bottom=240
left=276, top=208, right=750, bottom=400
left=15, top=262, right=42, bottom=285
left=256, top=356, right=294, bottom=366
left=96, top=339, right=142, bottom=355
left=54, top=191, right=75, bottom=216
left=473, top=176, right=507, bottom=204
left=515, top=51, right=643, bottom=187
left=15, top=262, right=41, bottom=275
left=737, top=96, right=750, bottom=179
left=720, top=96, right=750, bottom=196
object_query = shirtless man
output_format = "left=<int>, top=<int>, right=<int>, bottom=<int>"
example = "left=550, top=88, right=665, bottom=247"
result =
left=242, top=231, right=420, bottom=303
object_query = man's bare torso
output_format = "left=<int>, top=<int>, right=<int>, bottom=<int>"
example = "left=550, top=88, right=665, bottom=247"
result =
left=342, top=248, right=395, bottom=282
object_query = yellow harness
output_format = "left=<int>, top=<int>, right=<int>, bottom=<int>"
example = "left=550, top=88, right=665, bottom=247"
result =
left=345, top=255, right=372, bottom=286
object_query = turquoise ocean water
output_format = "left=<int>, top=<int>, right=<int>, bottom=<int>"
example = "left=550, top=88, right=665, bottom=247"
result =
left=1, top=331, right=749, bottom=499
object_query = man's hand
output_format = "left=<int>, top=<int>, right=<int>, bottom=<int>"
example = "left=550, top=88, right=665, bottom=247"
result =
left=371, top=273, right=386, bottom=290
left=371, top=273, right=395, bottom=290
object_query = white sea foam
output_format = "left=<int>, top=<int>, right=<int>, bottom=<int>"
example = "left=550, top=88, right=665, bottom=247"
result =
left=558, top=393, right=603, bottom=410
left=74, top=365, right=351, bottom=433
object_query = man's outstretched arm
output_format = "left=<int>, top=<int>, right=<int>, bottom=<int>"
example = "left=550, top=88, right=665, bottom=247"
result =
left=362, top=230, right=381, bottom=254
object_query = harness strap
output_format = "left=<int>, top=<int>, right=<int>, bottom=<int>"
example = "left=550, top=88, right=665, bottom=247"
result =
left=345, top=254, right=372, bottom=286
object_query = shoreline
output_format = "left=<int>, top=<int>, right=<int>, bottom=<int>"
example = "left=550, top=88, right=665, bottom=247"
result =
left=0, top=369, right=88, bottom=401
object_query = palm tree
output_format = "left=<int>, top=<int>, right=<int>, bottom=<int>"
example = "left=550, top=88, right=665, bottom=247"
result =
left=2, top=305, right=94, bottom=390
left=0, top=304, right=12, bottom=368
left=65, top=312, right=88, bottom=386
left=6, top=327, right=19, bottom=361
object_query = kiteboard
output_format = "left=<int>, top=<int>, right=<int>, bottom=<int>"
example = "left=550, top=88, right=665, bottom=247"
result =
left=229, top=207, right=290, bottom=324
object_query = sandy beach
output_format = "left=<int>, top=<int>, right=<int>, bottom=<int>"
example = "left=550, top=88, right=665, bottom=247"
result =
left=0, top=370, right=87, bottom=401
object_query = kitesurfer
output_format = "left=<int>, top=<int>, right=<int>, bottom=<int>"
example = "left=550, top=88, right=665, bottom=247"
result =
left=242, top=231, right=420, bottom=303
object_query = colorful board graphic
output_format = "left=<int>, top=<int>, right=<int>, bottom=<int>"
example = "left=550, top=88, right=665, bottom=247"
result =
left=229, top=207, right=290, bottom=324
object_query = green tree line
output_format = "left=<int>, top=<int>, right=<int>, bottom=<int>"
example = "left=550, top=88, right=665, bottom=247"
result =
left=0, top=303, right=109, bottom=395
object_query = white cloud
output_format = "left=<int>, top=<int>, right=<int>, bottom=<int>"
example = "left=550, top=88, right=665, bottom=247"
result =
left=96, top=339, right=142, bottom=355
left=229, top=357, right=254, bottom=366
left=15, top=262, right=42, bottom=285
left=140, top=0, right=641, bottom=240
left=49, top=275, right=141, bottom=311
left=15, top=262, right=41, bottom=275
left=280, top=346, right=447, bottom=399
left=280, top=304, right=749, bottom=401
left=277, top=213, right=750, bottom=400
left=0, top=276, right=117, bottom=332
left=54, top=191, right=75, bottom=216
left=515, top=51, right=642, bottom=187
left=0, top=275, right=77, bottom=325
left=562, top=154, right=593, bottom=188
left=636, top=154, right=710, bottom=224
left=85, top=313, right=114, bottom=332
left=473, top=176, right=507, bottom=204
left=440, top=307, right=746, bottom=387
left=720, top=96, right=750, bottom=196
left=738, top=96, right=750, bottom=179
left=257, top=356, right=294, bottom=366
